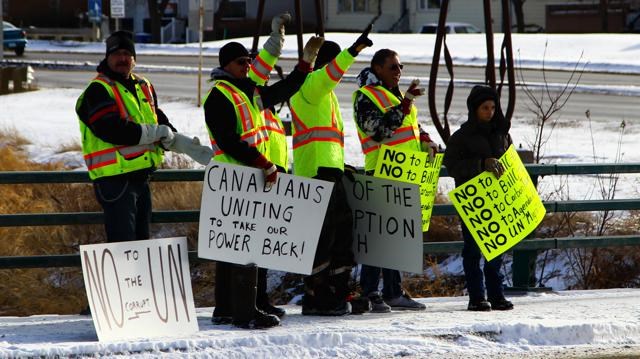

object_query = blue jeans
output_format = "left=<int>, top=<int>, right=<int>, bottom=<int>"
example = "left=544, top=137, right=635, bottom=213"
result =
left=461, top=221, right=505, bottom=300
left=94, top=176, right=151, bottom=242
left=360, top=264, right=403, bottom=299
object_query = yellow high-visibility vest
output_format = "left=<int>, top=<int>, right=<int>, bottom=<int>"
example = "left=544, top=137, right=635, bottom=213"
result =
left=291, top=48, right=354, bottom=178
left=353, top=85, right=420, bottom=172
left=249, top=48, right=288, bottom=171
left=77, top=73, right=163, bottom=180
left=203, top=79, right=269, bottom=164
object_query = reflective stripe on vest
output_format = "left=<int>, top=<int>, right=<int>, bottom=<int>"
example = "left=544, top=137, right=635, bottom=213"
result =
left=360, top=85, right=394, bottom=110
left=84, top=143, right=156, bottom=170
left=250, top=54, right=273, bottom=82
left=264, top=110, right=284, bottom=135
left=207, top=80, right=269, bottom=160
left=79, top=74, right=162, bottom=179
left=325, top=58, right=346, bottom=82
left=359, top=125, right=417, bottom=154
left=354, top=85, right=420, bottom=171
left=291, top=104, right=343, bottom=149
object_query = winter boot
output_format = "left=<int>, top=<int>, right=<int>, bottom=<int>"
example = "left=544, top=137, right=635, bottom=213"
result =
left=230, top=264, right=280, bottom=329
left=212, top=261, right=233, bottom=324
left=489, top=296, right=514, bottom=311
left=301, top=273, right=351, bottom=316
left=256, top=267, right=285, bottom=318
left=468, top=297, right=492, bottom=311
left=346, top=293, right=372, bottom=315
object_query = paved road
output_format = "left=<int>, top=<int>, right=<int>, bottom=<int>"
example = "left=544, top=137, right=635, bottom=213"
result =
left=20, top=51, right=639, bottom=124
left=16, top=51, right=640, bottom=88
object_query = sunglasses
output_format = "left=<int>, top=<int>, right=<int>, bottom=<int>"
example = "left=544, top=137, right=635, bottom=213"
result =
left=388, top=63, right=404, bottom=71
left=234, top=58, right=252, bottom=65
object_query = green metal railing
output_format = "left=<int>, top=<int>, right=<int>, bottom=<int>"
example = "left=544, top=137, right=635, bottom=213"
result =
left=1, top=164, right=639, bottom=289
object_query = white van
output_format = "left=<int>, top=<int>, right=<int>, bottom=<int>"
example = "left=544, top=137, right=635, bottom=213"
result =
left=420, top=22, right=482, bottom=34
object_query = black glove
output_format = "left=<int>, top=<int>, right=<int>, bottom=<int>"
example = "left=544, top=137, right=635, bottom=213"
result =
left=348, top=24, right=373, bottom=56
left=344, top=164, right=358, bottom=182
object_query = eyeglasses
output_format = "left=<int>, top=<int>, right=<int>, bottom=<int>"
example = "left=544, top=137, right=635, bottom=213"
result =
left=388, top=64, right=404, bottom=71
left=234, top=58, right=252, bottom=65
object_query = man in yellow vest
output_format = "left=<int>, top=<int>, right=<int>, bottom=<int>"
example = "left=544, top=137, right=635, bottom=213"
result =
left=76, top=31, right=211, bottom=245
left=290, top=26, right=373, bottom=316
left=203, top=30, right=324, bottom=328
left=247, top=13, right=291, bottom=320
left=353, top=49, right=438, bottom=313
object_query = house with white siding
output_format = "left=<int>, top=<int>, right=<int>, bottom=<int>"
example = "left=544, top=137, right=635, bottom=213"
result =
left=323, top=0, right=640, bottom=33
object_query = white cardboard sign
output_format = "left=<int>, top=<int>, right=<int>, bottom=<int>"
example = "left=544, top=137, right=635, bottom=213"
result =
left=80, top=237, right=198, bottom=342
left=343, top=174, right=423, bottom=274
left=198, top=161, right=333, bottom=275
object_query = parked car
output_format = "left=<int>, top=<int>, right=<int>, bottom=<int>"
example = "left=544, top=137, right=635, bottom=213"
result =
left=3, top=21, right=28, bottom=56
left=420, top=22, right=482, bottom=34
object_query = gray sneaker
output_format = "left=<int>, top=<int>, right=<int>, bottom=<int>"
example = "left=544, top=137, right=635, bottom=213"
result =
left=385, top=292, right=426, bottom=311
left=367, top=291, right=391, bottom=313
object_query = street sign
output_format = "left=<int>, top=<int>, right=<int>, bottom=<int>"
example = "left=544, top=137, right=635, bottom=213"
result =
left=88, top=0, right=102, bottom=23
left=111, top=0, right=125, bottom=19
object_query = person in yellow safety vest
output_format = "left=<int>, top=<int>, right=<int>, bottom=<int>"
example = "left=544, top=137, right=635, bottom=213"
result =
left=249, top=14, right=290, bottom=173
left=76, top=31, right=211, bottom=245
left=290, top=26, right=373, bottom=317
left=246, top=13, right=290, bottom=321
left=203, top=27, right=324, bottom=329
left=353, top=48, right=438, bottom=313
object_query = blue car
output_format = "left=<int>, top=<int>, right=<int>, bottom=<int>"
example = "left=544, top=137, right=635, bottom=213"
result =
left=3, top=21, right=28, bottom=56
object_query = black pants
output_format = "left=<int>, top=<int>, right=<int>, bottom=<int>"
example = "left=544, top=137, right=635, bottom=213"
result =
left=311, top=169, right=355, bottom=274
left=93, top=176, right=151, bottom=242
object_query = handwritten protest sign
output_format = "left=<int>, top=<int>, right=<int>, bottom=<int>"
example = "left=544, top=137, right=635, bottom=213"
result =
left=80, top=237, right=198, bottom=342
left=343, top=174, right=423, bottom=273
left=198, top=161, right=333, bottom=275
left=373, top=145, right=443, bottom=231
left=448, top=145, right=546, bottom=261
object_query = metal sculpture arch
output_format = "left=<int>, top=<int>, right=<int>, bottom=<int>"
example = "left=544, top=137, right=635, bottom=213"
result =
left=428, top=0, right=516, bottom=144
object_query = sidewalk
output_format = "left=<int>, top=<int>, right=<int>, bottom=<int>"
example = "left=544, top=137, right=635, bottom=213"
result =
left=1, top=288, right=639, bottom=358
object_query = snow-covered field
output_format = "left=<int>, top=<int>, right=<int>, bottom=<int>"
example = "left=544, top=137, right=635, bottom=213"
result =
left=2, top=289, right=640, bottom=358
left=0, top=34, right=639, bottom=357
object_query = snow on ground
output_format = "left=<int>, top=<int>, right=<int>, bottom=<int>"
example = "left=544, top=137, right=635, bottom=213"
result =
left=2, top=289, right=640, bottom=358
left=0, top=35, right=639, bottom=357
left=24, top=33, right=640, bottom=74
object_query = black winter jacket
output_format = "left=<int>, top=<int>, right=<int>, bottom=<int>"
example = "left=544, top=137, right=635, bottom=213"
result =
left=443, top=86, right=512, bottom=186
left=204, top=66, right=307, bottom=166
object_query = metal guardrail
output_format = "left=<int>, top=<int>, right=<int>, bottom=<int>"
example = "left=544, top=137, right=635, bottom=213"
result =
left=1, top=164, right=639, bottom=273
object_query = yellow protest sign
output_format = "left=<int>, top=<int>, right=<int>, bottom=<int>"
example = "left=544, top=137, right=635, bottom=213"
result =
left=373, top=145, right=443, bottom=231
left=448, top=145, right=546, bottom=261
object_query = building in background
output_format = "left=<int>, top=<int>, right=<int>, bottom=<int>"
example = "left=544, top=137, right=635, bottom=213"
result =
left=3, top=0, right=640, bottom=44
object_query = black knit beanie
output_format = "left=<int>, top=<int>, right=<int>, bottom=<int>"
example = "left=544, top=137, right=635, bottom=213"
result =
left=105, top=31, right=136, bottom=59
left=219, top=42, right=250, bottom=68
left=466, top=85, right=498, bottom=113
left=314, top=41, right=341, bottom=70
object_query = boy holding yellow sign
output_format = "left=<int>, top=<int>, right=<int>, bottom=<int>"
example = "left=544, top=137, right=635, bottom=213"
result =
left=443, top=85, right=514, bottom=312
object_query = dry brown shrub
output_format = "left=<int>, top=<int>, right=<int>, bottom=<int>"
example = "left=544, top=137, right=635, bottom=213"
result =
left=0, top=140, right=219, bottom=315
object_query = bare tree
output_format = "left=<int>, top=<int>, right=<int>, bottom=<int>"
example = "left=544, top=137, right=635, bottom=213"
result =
left=517, top=42, right=586, bottom=164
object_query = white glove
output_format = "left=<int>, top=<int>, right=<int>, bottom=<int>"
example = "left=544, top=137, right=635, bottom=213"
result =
left=302, top=36, right=325, bottom=68
left=263, top=12, right=291, bottom=57
left=405, top=79, right=426, bottom=101
left=168, top=133, right=213, bottom=166
left=139, top=124, right=174, bottom=146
